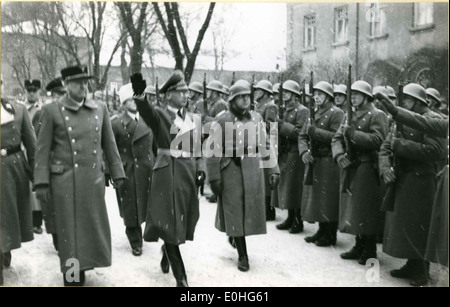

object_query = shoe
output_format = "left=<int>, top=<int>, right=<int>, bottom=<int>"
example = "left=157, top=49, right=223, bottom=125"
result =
left=315, top=235, right=336, bottom=247
left=207, top=195, right=217, bottom=203
left=228, top=237, right=236, bottom=248
left=63, top=271, right=85, bottom=287
left=390, top=262, right=415, bottom=279
left=288, top=218, right=304, bottom=234
left=33, top=226, right=43, bottom=234
left=276, top=217, right=294, bottom=230
left=132, top=247, right=142, bottom=256
left=357, top=250, right=377, bottom=265
left=176, top=278, right=189, bottom=287
left=266, top=207, right=276, bottom=221
left=3, top=252, right=11, bottom=268
left=410, top=276, right=429, bottom=287
left=160, top=246, right=170, bottom=274
left=340, top=236, right=364, bottom=260
left=238, top=256, right=250, bottom=272
left=305, top=225, right=326, bottom=243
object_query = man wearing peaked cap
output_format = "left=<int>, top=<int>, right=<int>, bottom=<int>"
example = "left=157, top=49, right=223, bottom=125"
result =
left=111, top=83, right=155, bottom=257
left=34, top=64, right=126, bottom=286
left=23, top=79, right=45, bottom=235
left=46, top=77, right=66, bottom=98
left=131, top=70, right=206, bottom=287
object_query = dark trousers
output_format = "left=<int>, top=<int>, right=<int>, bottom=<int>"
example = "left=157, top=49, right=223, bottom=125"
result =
left=164, top=243, right=187, bottom=283
left=126, top=226, right=143, bottom=249
left=52, top=234, right=59, bottom=251
left=32, top=211, right=43, bottom=228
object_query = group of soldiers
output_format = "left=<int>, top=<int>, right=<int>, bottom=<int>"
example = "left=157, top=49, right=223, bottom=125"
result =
left=1, top=62, right=448, bottom=287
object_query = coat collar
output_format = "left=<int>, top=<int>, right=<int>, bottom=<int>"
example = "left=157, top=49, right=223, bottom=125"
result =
left=355, top=102, right=375, bottom=119
left=132, top=115, right=152, bottom=143
left=59, top=94, right=97, bottom=111
left=120, top=111, right=133, bottom=127
left=285, top=101, right=300, bottom=112
left=316, top=101, right=334, bottom=119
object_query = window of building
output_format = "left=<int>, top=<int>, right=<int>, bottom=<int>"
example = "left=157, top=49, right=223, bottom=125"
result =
left=334, top=6, right=348, bottom=43
left=304, top=14, right=316, bottom=49
left=413, top=2, right=433, bottom=27
left=368, top=3, right=386, bottom=37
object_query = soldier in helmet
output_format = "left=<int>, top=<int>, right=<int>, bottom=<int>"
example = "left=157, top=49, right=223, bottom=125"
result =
left=273, top=83, right=280, bottom=106
left=386, top=86, right=397, bottom=105
left=275, top=80, right=309, bottom=233
left=379, top=83, right=445, bottom=286
left=426, top=88, right=447, bottom=118
left=207, top=80, right=280, bottom=272
left=187, top=81, right=204, bottom=114
left=131, top=70, right=206, bottom=287
left=254, top=80, right=279, bottom=221
left=332, top=80, right=388, bottom=265
left=221, top=85, right=230, bottom=102
left=299, top=81, right=344, bottom=246
left=374, top=86, right=395, bottom=127
left=205, top=80, right=229, bottom=120
left=333, top=84, right=347, bottom=110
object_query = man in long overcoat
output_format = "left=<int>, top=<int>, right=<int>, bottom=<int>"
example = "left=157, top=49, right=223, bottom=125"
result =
left=132, top=71, right=206, bottom=287
left=111, top=83, right=155, bottom=256
left=378, top=83, right=445, bottom=286
left=34, top=65, right=125, bottom=286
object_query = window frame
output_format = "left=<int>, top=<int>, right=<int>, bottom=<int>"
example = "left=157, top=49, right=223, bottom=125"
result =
left=303, top=13, right=316, bottom=50
left=334, top=5, right=349, bottom=44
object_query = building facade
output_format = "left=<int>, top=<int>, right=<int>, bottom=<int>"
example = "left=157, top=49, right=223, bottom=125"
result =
left=287, top=2, right=448, bottom=96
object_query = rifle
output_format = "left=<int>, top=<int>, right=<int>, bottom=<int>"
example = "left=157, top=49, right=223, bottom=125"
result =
left=155, top=77, right=160, bottom=107
left=303, top=77, right=314, bottom=186
left=341, top=64, right=353, bottom=194
left=250, top=74, right=255, bottom=111
left=231, top=71, right=235, bottom=86
left=279, top=74, right=285, bottom=120
left=381, top=82, right=404, bottom=212
left=203, top=73, right=208, bottom=115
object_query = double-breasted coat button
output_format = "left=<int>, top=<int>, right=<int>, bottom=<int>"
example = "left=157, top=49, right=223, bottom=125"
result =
left=72, top=139, right=76, bottom=143
left=74, top=164, right=79, bottom=168
left=65, top=116, right=69, bottom=121
left=95, top=127, right=99, bottom=132
left=68, top=127, right=73, bottom=131
left=74, top=151, right=77, bottom=155
left=61, top=107, right=65, bottom=111
left=95, top=115, right=99, bottom=120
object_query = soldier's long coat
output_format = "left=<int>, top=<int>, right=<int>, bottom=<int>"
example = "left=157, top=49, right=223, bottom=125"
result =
left=380, top=110, right=445, bottom=259
left=207, top=110, right=280, bottom=237
left=34, top=95, right=125, bottom=273
left=275, top=101, right=309, bottom=210
left=332, top=102, right=388, bottom=235
left=1, top=100, right=36, bottom=252
left=135, top=99, right=205, bottom=245
left=111, top=112, right=155, bottom=227
left=298, top=102, right=344, bottom=222
left=255, top=100, right=278, bottom=198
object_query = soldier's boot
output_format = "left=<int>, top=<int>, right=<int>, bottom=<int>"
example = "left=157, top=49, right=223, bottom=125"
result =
left=2, top=252, right=11, bottom=268
left=390, top=260, right=416, bottom=279
left=234, top=236, right=249, bottom=272
left=305, top=222, right=327, bottom=243
left=207, top=194, right=217, bottom=203
left=165, top=243, right=189, bottom=287
left=200, top=182, right=205, bottom=196
left=160, top=244, right=170, bottom=274
left=228, top=236, right=236, bottom=249
left=63, top=270, right=85, bottom=287
left=265, top=197, right=276, bottom=221
left=315, top=222, right=338, bottom=247
left=358, top=235, right=377, bottom=265
left=276, top=210, right=294, bottom=230
left=410, top=260, right=430, bottom=287
left=288, top=210, right=304, bottom=234
left=340, top=235, right=364, bottom=260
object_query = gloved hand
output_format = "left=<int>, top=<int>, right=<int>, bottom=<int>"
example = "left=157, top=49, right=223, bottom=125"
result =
left=112, top=178, right=125, bottom=189
left=374, top=92, right=398, bottom=116
left=337, top=154, right=352, bottom=169
left=130, top=73, right=147, bottom=96
left=36, top=185, right=50, bottom=203
left=302, top=151, right=315, bottom=164
left=196, top=171, right=206, bottom=187
left=105, top=174, right=112, bottom=187
left=343, top=123, right=356, bottom=140
left=383, top=168, right=397, bottom=185
left=269, top=174, right=280, bottom=189
left=210, top=180, right=223, bottom=196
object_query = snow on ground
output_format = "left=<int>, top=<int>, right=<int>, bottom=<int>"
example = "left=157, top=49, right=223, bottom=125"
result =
left=1, top=186, right=448, bottom=287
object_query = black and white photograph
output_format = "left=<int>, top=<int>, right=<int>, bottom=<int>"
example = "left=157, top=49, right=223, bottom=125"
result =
left=0, top=0, right=448, bottom=289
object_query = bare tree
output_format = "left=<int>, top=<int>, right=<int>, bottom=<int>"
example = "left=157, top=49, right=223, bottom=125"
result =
left=152, top=2, right=216, bottom=82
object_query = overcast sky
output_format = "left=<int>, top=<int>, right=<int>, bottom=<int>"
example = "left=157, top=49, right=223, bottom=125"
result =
left=114, top=2, right=287, bottom=72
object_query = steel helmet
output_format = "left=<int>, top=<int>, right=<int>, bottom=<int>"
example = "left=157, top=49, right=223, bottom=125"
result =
left=372, top=86, right=389, bottom=97
left=228, top=80, right=251, bottom=102
left=403, top=83, right=427, bottom=105
left=426, top=88, right=441, bottom=104
left=334, top=84, right=347, bottom=95
left=282, top=80, right=301, bottom=96
left=386, top=86, right=396, bottom=99
left=221, top=85, right=230, bottom=95
left=189, top=81, right=203, bottom=94
left=351, top=80, right=373, bottom=98
left=273, top=83, right=280, bottom=94
left=313, top=81, right=334, bottom=98
left=145, top=85, right=156, bottom=95
left=254, top=80, right=273, bottom=95
left=206, top=80, right=224, bottom=93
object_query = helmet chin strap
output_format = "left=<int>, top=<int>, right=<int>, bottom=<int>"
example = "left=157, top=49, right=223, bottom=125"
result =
left=230, top=101, right=250, bottom=119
